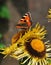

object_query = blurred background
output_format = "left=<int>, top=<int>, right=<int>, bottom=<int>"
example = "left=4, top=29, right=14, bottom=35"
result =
left=0, top=0, right=51, bottom=65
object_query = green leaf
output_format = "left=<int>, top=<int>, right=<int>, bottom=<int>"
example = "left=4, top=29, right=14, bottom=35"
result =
left=0, top=5, right=10, bottom=19
left=47, top=59, right=51, bottom=64
left=0, top=34, right=3, bottom=38
left=0, top=43, right=5, bottom=49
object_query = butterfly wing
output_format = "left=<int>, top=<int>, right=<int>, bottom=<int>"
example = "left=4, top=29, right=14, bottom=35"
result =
left=11, top=30, right=26, bottom=44
left=16, top=12, right=32, bottom=29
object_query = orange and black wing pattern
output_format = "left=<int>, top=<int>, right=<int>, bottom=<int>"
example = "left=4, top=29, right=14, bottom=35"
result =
left=16, top=12, right=32, bottom=29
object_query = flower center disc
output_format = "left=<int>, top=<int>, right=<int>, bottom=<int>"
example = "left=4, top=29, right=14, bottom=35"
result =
left=30, top=39, right=45, bottom=52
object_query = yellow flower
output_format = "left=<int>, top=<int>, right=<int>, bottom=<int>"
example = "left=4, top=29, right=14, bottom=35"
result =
left=10, top=23, right=51, bottom=65
left=47, top=8, right=51, bottom=22
left=0, top=23, right=51, bottom=65
left=47, top=8, right=51, bottom=18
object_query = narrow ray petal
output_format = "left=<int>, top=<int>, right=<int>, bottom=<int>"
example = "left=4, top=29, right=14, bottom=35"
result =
left=46, top=53, right=51, bottom=58
left=21, top=56, right=31, bottom=64
left=13, top=49, right=23, bottom=55
left=44, top=40, right=50, bottom=45
left=39, top=26, right=45, bottom=32
left=39, top=61, right=42, bottom=65
left=28, top=59, right=32, bottom=65
left=31, top=58, right=36, bottom=65
left=35, top=62, right=38, bottom=65
left=46, top=48, right=51, bottom=52
left=41, top=60, right=45, bottom=65
left=43, top=59, right=47, bottom=65
left=17, top=52, right=30, bottom=60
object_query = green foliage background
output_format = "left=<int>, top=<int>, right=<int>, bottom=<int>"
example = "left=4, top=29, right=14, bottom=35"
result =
left=0, top=5, right=10, bottom=19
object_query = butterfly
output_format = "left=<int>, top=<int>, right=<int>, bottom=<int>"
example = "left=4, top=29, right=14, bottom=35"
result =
left=12, top=12, right=32, bottom=44
left=16, top=12, right=32, bottom=29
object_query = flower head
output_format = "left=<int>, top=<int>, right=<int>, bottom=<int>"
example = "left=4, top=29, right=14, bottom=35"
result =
left=47, top=8, right=51, bottom=19
left=0, top=23, right=51, bottom=65
left=11, top=23, right=51, bottom=65
left=47, top=8, right=51, bottom=22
